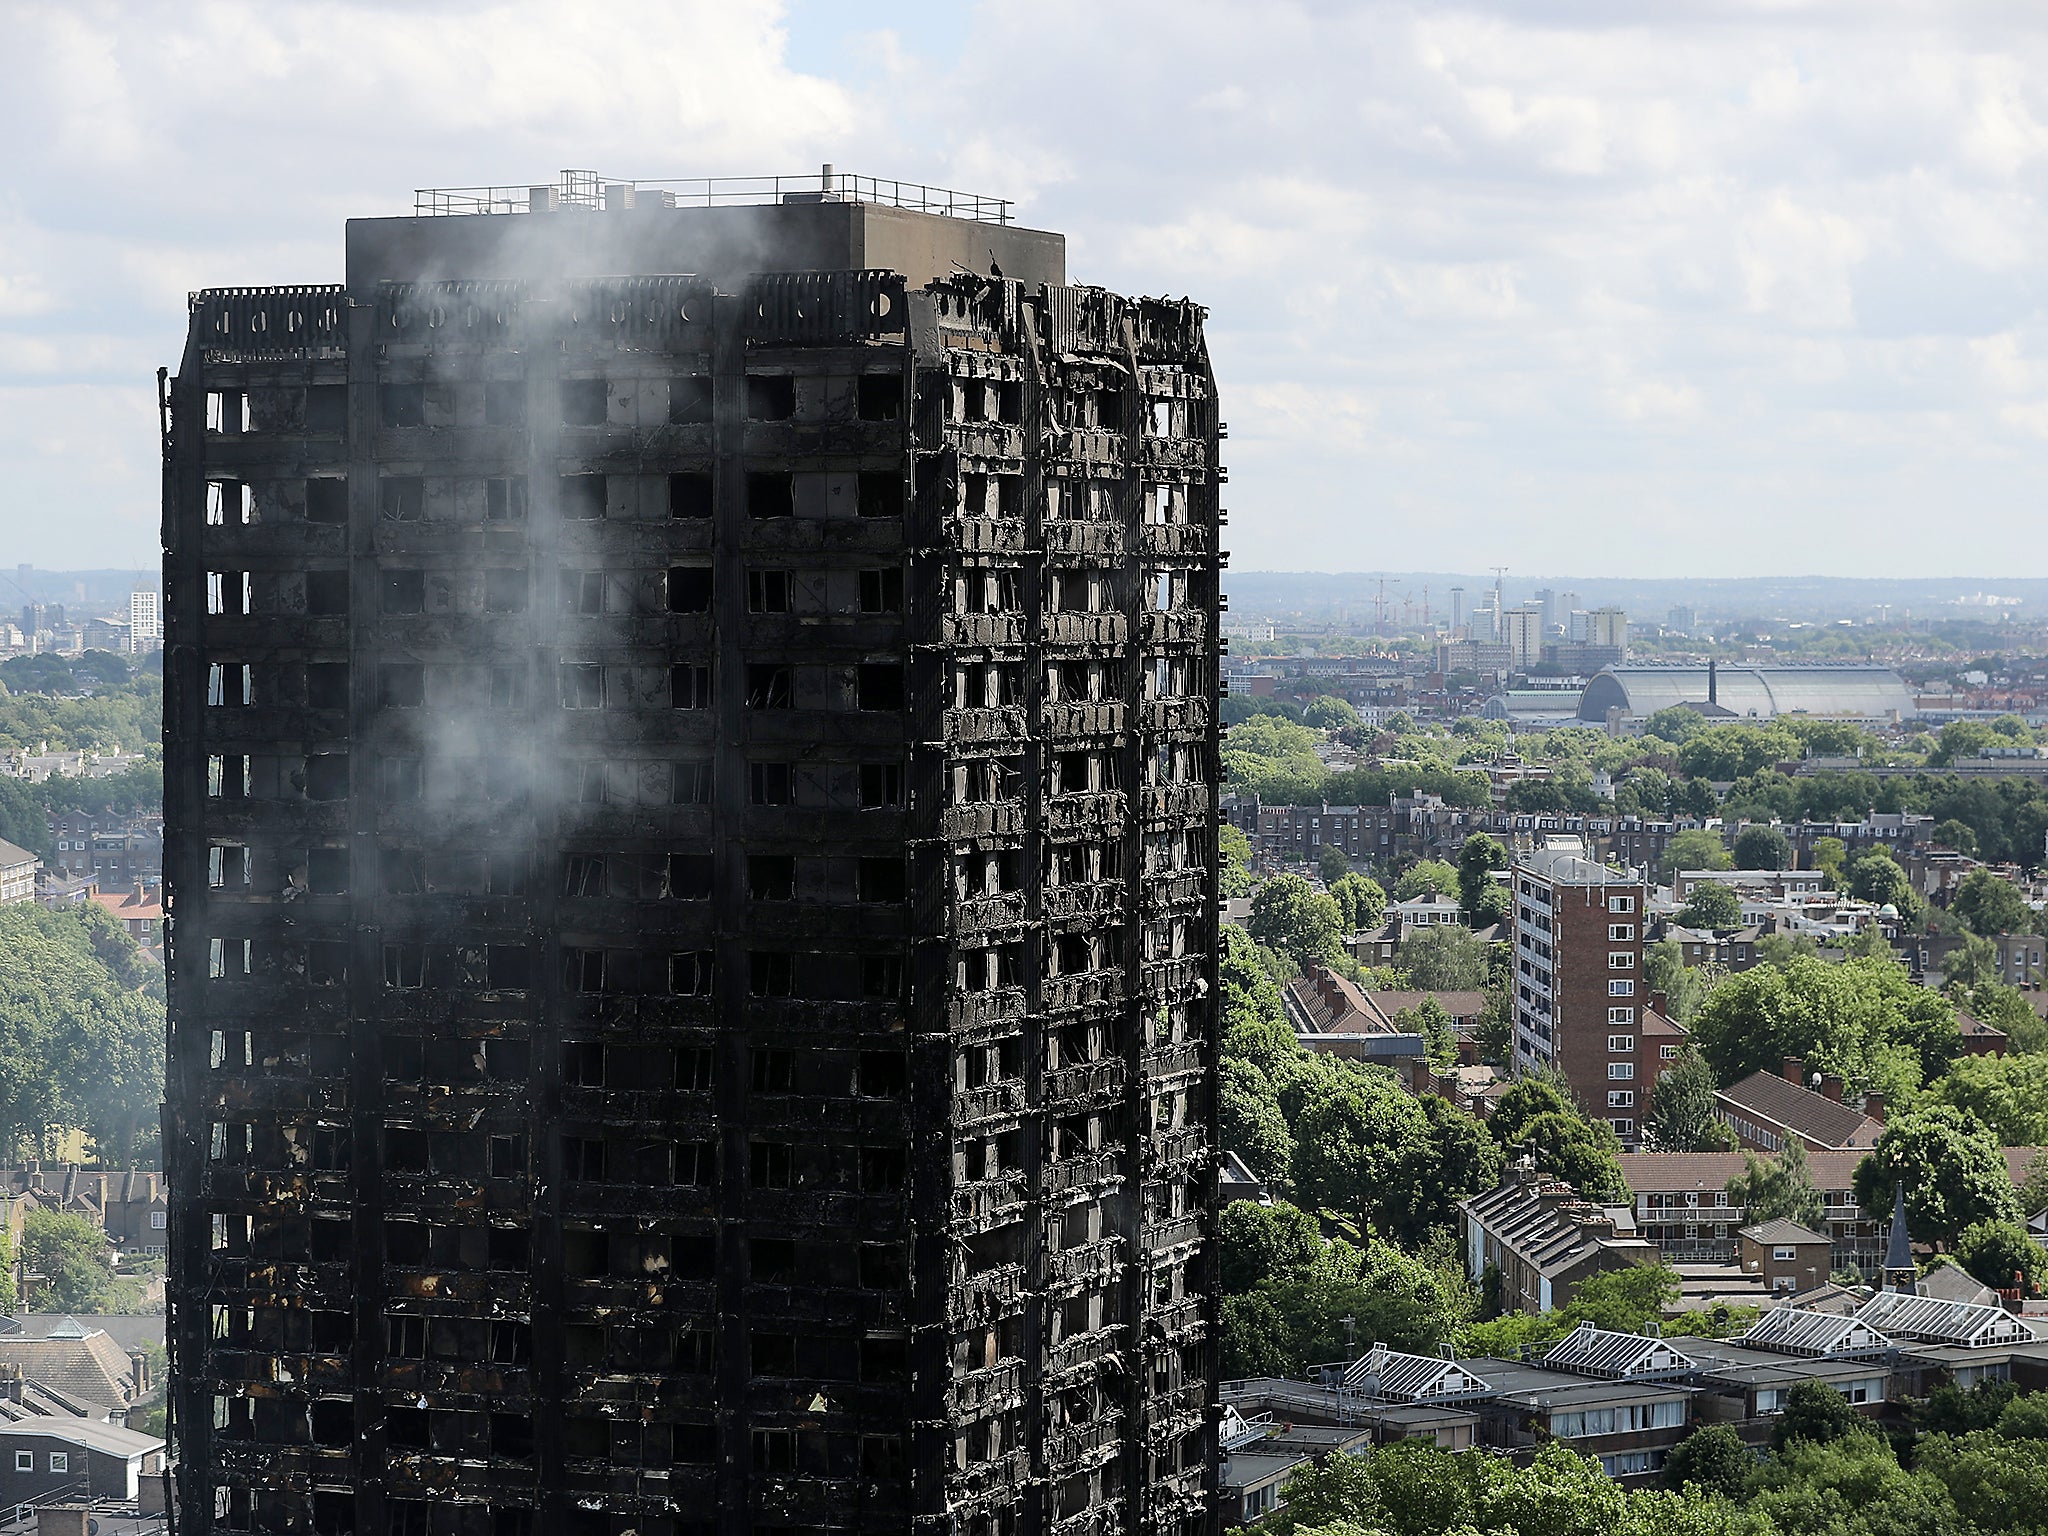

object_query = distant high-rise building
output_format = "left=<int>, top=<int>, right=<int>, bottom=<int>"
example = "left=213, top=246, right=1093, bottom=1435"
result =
left=1666, top=605, right=1696, bottom=638
left=1534, top=588, right=1557, bottom=632
left=1586, top=606, right=1629, bottom=652
left=129, top=587, right=161, bottom=652
left=161, top=172, right=1220, bottom=1536
left=1449, top=586, right=1466, bottom=637
left=1501, top=604, right=1545, bottom=672
left=1556, top=590, right=1580, bottom=620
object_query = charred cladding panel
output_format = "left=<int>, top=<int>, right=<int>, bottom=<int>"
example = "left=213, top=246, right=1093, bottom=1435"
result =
left=165, top=213, right=1219, bottom=1536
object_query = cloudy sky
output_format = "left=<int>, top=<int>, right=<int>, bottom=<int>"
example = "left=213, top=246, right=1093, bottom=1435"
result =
left=6, top=0, right=2048, bottom=577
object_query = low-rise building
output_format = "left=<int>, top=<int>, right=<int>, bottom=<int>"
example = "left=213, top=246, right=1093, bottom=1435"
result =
left=1460, top=1167, right=1659, bottom=1314
left=0, top=841, right=38, bottom=906
left=1736, top=1219, right=1833, bottom=1295
left=88, top=884, right=163, bottom=951
left=1715, top=1060, right=1885, bottom=1154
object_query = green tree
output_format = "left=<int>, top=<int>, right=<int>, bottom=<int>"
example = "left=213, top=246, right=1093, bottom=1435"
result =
left=1293, top=1069, right=1435, bottom=1235
left=1643, top=1049, right=1733, bottom=1152
left=1328, top=872, right=1388, bottom=935
left=1955, top=1218, right=2047, bottom=1295
left=1506, top=1111, right=1630, bottom=1203
left=1218, top=1058, right=1294, bottom=1183
left=1770, top=1378, right=1866, bottom=1450
left=1946, top=978, right=2048, bottom=1054
left=1678, top=882, right=1744, bottom=931
left=1474, top=988, right=1513, bottom=1066
left=1952, top=868, right=2033, bottom=936
left=1928, top=1053, right=2048, bottom=1145
left=1662, top=827, right=1732, bottom=877
left=23, top=1208, right=114, bottom=1312
left=1732, top=824, right=1792, bottom=871
left=1726, top=1141, right=1826, bottom=1231
left=1319, top=842, right=1354, bottom=888
left=1565, top=1262, right=1678, bottom=1330
left=1643, top=705, right=1709, bottom=743
left=1811, top=835, right=1848, bottom=886
left=1846, top=845, right=1920, bottom=917
left=1218, top=823, right=1255, bottom=900
left=1456, top=833, right=1508, bottom=923
left=1931, top=818, right=1980, bottom=856
left=1248, top=874, right=1347, bottom=968
left=1397, top=924, right=1488, bottom=991
left=1301, top=695, right=1361, bottom=731
left=1218, top=1198, right=1323, bottom=1294
left=1393, top=996, right=1460, bottom=1070
left=1644, top=939, right=1713, bottom=1024
left=1219, top=1291, right=1292, bottom=1379
left=1931, top=719, right=2000, bottom=767
left=1662, top=1422, right=1755, bottom=1497
left=1854, top=1105, right=2021, bottom=1248
left=1394, top=860, right=1459, bottom=901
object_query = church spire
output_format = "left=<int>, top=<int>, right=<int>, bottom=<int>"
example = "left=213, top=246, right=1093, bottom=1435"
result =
left=1882, top=1179, right=1915, bottom=1293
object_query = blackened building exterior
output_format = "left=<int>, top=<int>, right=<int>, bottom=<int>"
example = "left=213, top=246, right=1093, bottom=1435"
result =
left=162, top=174, right=1221, bottom=1536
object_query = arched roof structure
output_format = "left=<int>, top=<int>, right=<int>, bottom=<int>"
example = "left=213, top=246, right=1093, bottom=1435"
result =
left=1577, top=665, right=1915, bottom=723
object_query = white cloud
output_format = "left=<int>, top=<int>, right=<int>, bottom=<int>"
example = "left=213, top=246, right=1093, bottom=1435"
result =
left=5, top=0, right=2048, bottom=574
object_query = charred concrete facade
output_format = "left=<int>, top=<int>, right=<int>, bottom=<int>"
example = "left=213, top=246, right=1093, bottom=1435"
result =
left=162, top=181, right=1221, bottom=1536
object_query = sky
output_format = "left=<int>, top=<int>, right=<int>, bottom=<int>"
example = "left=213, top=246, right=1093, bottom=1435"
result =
left=7, top=0, right=2048, bottom=577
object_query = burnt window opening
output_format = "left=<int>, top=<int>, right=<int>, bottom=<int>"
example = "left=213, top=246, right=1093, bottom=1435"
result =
left=859, top=568, right=903, bottom=613
left=749, top=1143, right=793, bottom=1189
left=857, top=664, right=904, bottom=712
left=489, top=1320, right=531, bottom=1365
left=745, top=665, right=791, bottom=710
left=673, top=759, right=713, bottom=804
left=670, top=951, right=714, bottom=996
left=305, top=385, right=346, bottom=435
left=488, top=1134, right=527, bottom=1179
left=379, top=847, right=423, bottom=895
left=561, top=377, right=608, bottom=426
left=859, top=1145, right=907, bottom=1192
left=485, top=475, right=528, bottom=522
left=747, top=856, right=794, bottom=902
left=863, top=1435, right=907, bottom=1480
left=676, top=1142, right=717, bottom=1186
left=490, top=1413, right=534, bottom=1461
left=749, top=952, right=793, bottom=997
left=383, top=943, right=423, bottom=989
left=305, top=477, right=348, bottom=524
left=746, top=376, right=796, bottom=421
left=382, top=569, right=425, bottom=615
left=667, top=566, right=713, bottom=613
left=859, top=763, right=903, bottom=808
left=560, top=664, right=604, bottom=710
left=667, top=853, right=714, bottom=900
left=564, top=1041, right=605, bottom=1088
left=747, top=569, right=791, bottom=613
left=309, top=942, right=349, bottom=986
left=750, top=1048, right=795, bottom=1093
left=205, top=479, right=251, bottom=527
left=860, top=1335, right=908, bottom=1382
left=564, top=1136, right=607, bottom=1182
left=859, top=1245, right=907, bottom=1289
left=559, top=474, right=607, bottom=521
left=858, top=1051, right=908, bottom=1097
left=484, top=380, right=527, bottom=427
left=379, top=476, right=424, bottom=522
left=490, top=666, right=526, bottom=709
left=861, top=956, right=905, bottom=1002
left=747, top=472, right=794, bottom=519
left=668, top=472, right=713, bottom=518
left=676, top=1047, right=715, bottom=1091
left=669, top=377, right=713, bottom=424
left=305, top=754, right=348, bottom=801
left=672, top=664, right=712, bottom=710
left=206, top=662, right=253, bottom=707
left=206, top=754, right=250, bottom=799
left=857, top=858, right=906, bottom=903
left=561, top=571, right=605, bottom=615
left=306, top=848, right=349, bottom=895
left=857, top=471, right=902, bottom=518
left=378, top=663, right=424, bottom=709
left=858, top=374, right=903, bottom=421
left=562, top=854, right=606, bottom=898
left=484, top=568, right=528, bottom=613
left=749, top=761, right=792, bottom=806
left=205, top=570, right=251, bottom=616
left=563, top=1227, right=609, bottom=1277
left=380, top=384, right=425, bottom=428
left=483, top=1039, right=530, bottom=1083
left=751, top=1237, right=798, bottom=1281
left=305, top=569, right=349, bottom=615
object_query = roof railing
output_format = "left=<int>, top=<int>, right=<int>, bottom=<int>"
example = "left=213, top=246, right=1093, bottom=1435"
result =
left=415, top=167, right=1013, bottom=225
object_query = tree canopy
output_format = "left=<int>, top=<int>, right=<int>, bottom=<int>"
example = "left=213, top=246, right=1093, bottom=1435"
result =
left=1662, top=827, right=1732, bottom=877
left=1951, top=869, right=2033, bottom=937
left=1732, top=824, right=1792, bottom=871
left=1249, top=875, right=1347, bottom=969
left=1853, top=1105, right=2020, bottom=1248
left=1679, top=883, right=1744, bottom=931
left=1726, top=1142, right=1826, bottom=1232
left=1397, top=924, right=1489, bottom=991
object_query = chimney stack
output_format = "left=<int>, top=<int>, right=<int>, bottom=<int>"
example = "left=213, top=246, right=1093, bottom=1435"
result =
left=1782, top=1056, right=1805, bottom=1085
left=1819, top=1073, right=1845, bottom=1102
left=1865, top=1090, right=1886, bottom=1123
